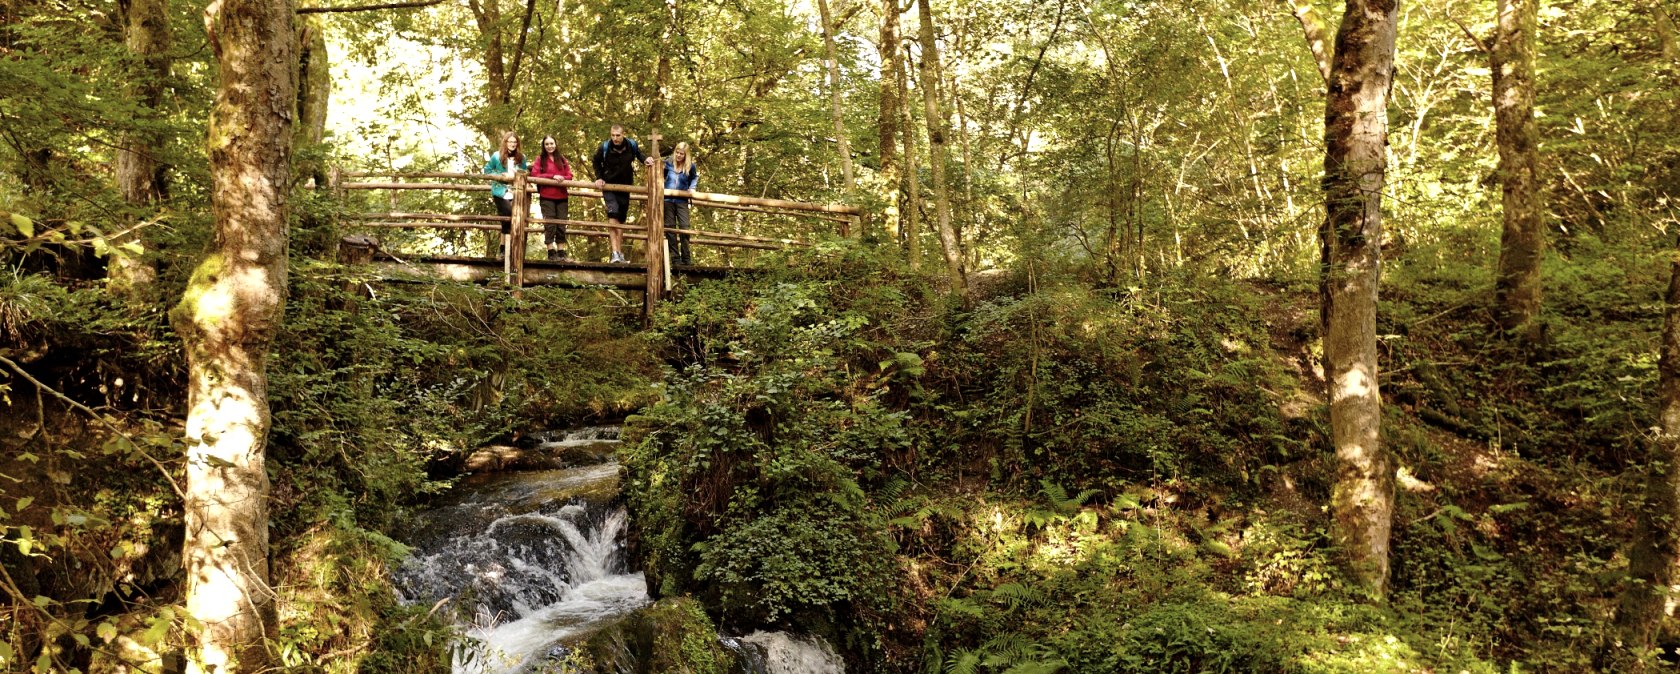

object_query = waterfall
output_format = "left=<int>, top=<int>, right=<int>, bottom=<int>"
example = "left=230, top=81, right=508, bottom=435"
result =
left=394, top=426, right=846, bottom=674
left=395, top=427, right=648, bottom=674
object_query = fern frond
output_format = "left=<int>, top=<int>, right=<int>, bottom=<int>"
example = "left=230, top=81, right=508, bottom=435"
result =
left=944, top=650, right=981, bottom=674
left=1039, top=479, right=1069, bottom=507
left=1001, top=660, right=1066, bottom=674
left=1067, top=488, right=1100, bottom=509
left=880, top=476, right=911, bottom=503
left=937, top=596, right=989, bottom=620
left=981, top=632, right=1032, bottom=662
left=988, top=582, right=1046, bottom=611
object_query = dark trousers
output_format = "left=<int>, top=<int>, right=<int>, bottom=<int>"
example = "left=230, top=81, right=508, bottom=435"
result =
left=540, top=198, right=569, bottom=253
left=663, top=201, right=692, bottom=265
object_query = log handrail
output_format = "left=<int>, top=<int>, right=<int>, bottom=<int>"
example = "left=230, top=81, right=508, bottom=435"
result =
left=334, top=167, right=846, bottom=303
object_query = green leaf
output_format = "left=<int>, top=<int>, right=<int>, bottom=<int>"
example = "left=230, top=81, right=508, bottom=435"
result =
left=96, top=621, right=118, bottom=643
left=15, top=497, right=32, bottom=511
left=8, top=212, right=34, bottom=238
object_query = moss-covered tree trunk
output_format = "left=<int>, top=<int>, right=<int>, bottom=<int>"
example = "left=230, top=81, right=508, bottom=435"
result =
left=1617, top=236, right=1680, bottom=651
left=1492, top=0, right=1544, bottom=341
left=170, top=0, right=295, bottom=668
left=294, top=18, right=330, bottom=186
left=109, top=0, right=170, bottom=300
left=877, top=0, right=902, bottom=244
left=1320, top=0, right=1397, bottom=600
left=915, top=0, right=965, bottom=294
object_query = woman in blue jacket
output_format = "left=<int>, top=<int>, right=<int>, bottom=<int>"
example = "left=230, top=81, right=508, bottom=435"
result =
left=662, top=142, right=699, bottom=266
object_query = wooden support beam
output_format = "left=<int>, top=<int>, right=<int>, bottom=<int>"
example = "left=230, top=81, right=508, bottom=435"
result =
left=511, top=172, right=530, bottom=287
left=644, top=132, right=666, bottom=324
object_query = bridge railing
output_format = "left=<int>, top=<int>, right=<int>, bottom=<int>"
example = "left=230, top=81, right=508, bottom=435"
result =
left=331, top=146, right=862, bottom=317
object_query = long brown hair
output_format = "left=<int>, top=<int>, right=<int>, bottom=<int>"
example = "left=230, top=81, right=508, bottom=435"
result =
left=536, top=135, right=569, bottom=173
left=498, top=132, right=524, bottom=167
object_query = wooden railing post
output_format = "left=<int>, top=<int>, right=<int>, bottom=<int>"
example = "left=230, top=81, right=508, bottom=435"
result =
left=509, top=171, right=529, bottom=287
left=643, top=133, right=666, bottom=324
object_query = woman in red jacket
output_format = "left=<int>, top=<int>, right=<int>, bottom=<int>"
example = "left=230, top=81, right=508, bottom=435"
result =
left=531, top=136, right=575, bottom=261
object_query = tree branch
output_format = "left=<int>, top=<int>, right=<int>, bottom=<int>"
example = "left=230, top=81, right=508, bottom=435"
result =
left=0, top=354, right=185, bottom=500
left=506, top=0, right=538, bottom=88
left=1450, top=14, right=1491, bottom=54
left=1289, top=0, right=1332, bottom=84
left=297, top=0, right=442, bottom=13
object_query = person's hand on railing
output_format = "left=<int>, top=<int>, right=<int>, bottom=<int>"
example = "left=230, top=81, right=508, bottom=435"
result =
left=594, top=179, right=605, bottom=189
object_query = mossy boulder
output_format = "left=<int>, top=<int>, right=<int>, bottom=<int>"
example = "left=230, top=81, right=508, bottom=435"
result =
left=579, top=596, right=737, bottom=674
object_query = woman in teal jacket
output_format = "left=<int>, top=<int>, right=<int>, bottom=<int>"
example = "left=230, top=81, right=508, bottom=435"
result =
left=484, top=132, right=528, bottom=259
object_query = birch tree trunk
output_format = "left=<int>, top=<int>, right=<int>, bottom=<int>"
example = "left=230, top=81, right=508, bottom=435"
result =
left=1321, top=0, right=1397, bottom=600
left=171, top=0, right=295, bottom=668
left=819, top=0, right=855, bottom=191
left=878, top=0, right=902, bottom=243
left=1492, top=0, right=1544, bottom=341
left=915, top=0, right=966, bottom=294
left=1616, top=235, right=1680, bottom=652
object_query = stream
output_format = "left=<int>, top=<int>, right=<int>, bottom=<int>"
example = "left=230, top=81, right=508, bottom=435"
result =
left=393, top=427, right=846, bottom=674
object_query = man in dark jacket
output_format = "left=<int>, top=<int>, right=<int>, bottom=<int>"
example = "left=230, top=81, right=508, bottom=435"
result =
left=592, top=124, right=651, bottom=263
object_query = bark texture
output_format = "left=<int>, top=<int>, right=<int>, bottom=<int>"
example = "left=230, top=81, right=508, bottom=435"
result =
left=1492, top=0, right=1544, bottom=341
left=1292, top=0, right=1333, bottom=84
left=877, top=0, right=902, bottom=243
left=109, top=0, right=171, bottom=299
left=900, top=41, right=922, bottom=268
left=1616, top=238, right=1680, bottom=651
left=915, top=0, right=966, bottom=294
left=294, top=18, right=331, bottom=185
left=172, top=0, right=295, bottom=669
left=116, top=0, right=171, bottom=204
left=1320, top=0, right=1397, bottom=600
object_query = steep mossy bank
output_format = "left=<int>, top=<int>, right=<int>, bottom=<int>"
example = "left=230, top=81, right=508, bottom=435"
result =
left=622, top=239, right=1669, bottom=672
left=0, top=263, right=660, bottom=672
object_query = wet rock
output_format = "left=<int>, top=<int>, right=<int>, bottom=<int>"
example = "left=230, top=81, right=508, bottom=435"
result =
left=579, top=597, right=738, bottom=674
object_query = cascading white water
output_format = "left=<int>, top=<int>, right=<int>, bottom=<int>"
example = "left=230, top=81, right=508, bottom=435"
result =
left=725, top=632, right=847, bottom=674
left=395, top=427, right=649, bottom=674
left=396, top=426, right=847, bottom=674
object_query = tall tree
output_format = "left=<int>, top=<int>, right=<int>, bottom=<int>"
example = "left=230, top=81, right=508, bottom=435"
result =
left=1492, top=0, right=1544, bottom=341
left=900, top=39, right=922, bottom=268
left=877, top=0, right=903, bottom=242
left=467, top=0, right=538, bottom=139
left=171, top=0, right=295, bottom=668
left=1618, top=234, right=1680, bottom=653
left=819, top=0, right=855, bottom=191
left=915, top=0, right=965, bottom=293
left=108, top=0, right=172, bottom=300
left=1320, top=0, right=1398, bottom=599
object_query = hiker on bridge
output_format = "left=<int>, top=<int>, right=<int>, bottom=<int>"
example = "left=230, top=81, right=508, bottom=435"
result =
left=484, top=132, right=529, bottom=259
left=531, top=135, right=574, bottom=261
left=592, top=124, right=654, bottom=264
left=661, top=142, right=699, bottom=266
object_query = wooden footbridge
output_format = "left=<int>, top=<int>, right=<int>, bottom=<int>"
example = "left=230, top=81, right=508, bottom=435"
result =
left=334, top=137, right=863, bottom=318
